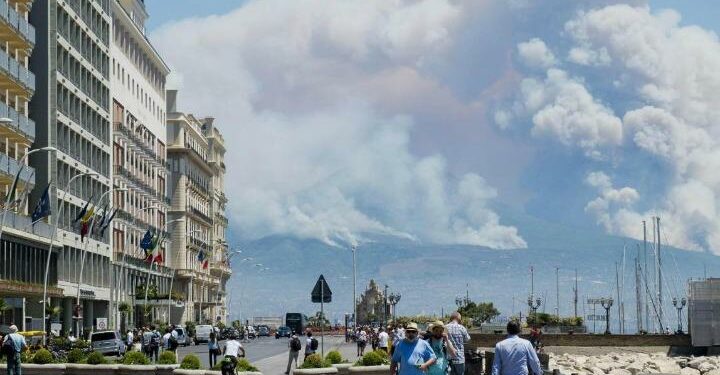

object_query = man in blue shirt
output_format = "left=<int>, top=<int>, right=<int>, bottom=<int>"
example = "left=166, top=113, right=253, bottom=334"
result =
left=391, top=323, right=436, bottom=375
left=492, top=321, right=542, bottom=375
left=3, top=325, right=27, bottom=375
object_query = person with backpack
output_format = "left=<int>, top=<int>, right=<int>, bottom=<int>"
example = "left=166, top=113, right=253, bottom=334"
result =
left=356, top=328, right=368, bottom=357
left=209, top=331, right=221, bottom=368
left=145, top=326, right=160, bottom=362
left=2, top=325, right=27, bottom=375
left=162, top=327, right=179, bottom=361
left=285, top=334, right=302, bottom=374
left=304, top=331, right=318, bottom=360
left=221, top=332, right=245, bottom=375
left=425, top=321, right=456, bottom=375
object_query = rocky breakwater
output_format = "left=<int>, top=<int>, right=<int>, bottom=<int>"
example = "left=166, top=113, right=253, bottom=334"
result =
left=549, top=353, right=720, bottom=375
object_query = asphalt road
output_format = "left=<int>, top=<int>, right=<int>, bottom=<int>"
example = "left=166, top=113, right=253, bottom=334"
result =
left=177, top=335, right=292, bottom=369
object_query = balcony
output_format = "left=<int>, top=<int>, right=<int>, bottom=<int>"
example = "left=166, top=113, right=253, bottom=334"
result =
left=0, top=100, right=34, bottom=141
left=0, top=0, right=35, bottom=46
left=0, top=48, right=34, bottom=93
left=189, top=207, right=212, bottom=224
left=0, top=152, right=33, bottom=186
left=113, top=164, right=167, bottom=203
left=113, top=123, right=164, bottom=165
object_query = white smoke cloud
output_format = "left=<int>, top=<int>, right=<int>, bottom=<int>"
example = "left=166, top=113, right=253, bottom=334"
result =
left=517, top=38, right=558, bottom=69
left=151, top=0, right=526, bottom=249
left=503, top=4, right=720, bottom=254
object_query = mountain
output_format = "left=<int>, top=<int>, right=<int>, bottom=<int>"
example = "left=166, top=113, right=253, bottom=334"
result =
left=226, top=210, right=719, bottom=333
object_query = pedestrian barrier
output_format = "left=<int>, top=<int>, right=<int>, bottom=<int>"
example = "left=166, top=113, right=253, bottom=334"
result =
left=65, top=363, right=119, bottom=375
left=347, top=365, right=391, bottom=375
left=0, top=364, right=262, bottom=375
left=332, top=363, right=352, bottom=375
left=291, top=367, right=339, bottom=375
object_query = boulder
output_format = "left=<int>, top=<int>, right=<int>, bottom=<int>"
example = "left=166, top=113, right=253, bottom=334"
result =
left=609, top=368, right=631, bottom=375
left=689, top=358, right=708, bottom=370
left=625, top=363, right=644, bottom=375
left=681, top=367, right=702, bottom=375
left=655, top=359, right=682, bottom=374
left=596, top=362, right=616, bottom=373
left=700, top=363, right=719, bottom=374
left=705, top=369, right=720, bottom=375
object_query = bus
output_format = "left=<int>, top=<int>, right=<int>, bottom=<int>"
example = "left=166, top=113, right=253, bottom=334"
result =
left=285, top=313, right=308, bottom=335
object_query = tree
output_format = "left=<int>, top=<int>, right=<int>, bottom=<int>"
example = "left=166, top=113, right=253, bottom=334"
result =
left=458, top=301, right=500, bottom=327
left=231, top=320, right=242, bottom=330
left=0, top=298, right=10, bottom=325
left=308, top=311, right=330, bottom=328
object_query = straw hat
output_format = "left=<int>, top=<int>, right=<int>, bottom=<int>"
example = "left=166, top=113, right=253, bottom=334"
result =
left=429, top=320, right=445, bottom=332
left=405, top=322, right=419, bottom=332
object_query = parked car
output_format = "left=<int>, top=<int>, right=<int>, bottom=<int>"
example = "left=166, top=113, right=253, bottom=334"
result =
left=90, top=331, right=126, bottom=356
left=246, top=326, right=256, bottom=339
left=174, top=326, right=192, bottom=346
left=195, top=324, right=214, bottom=343
left=275, top=326, right=292, bottom=339
left=257, top=325, right=270, bottom=337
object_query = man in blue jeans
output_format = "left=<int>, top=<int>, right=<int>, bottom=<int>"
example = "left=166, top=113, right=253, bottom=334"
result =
left=3, top=325, right=27, bottom=375
left=446, top=312, right=471, bottom=375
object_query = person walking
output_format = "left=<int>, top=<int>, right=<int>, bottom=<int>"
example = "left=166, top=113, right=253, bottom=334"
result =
left=286, top=334, right=302, bottom=374
left=378, top=327, right=389, bottom=354
left=162, top=327, right=178, bottom=361
left=208, top=331, right=220, bottom=368
left=390, top=322, right=436, bottom=375
left=357, top=328, right=368, bottom=357
left=426, top=321, right=456, bottom=375
left=446, top=312, right=471, bottom=375
left=2, top=325, right=26, bottom=375
left=491, top=321, right=542, bottom=375
left=126, top=330, right=134, bottom=351
left=221, top=333, right=245, bottom=375
left=305, top=331, right=318, bottom=361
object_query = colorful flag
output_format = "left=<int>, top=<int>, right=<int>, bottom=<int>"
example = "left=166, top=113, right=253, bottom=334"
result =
left=94, top=205, right=107, bottom=236
left=202, top=259, right=209, bottom=269
left=73, top=195, right=93, bottom=224
left=140, top=229, right=153, bottom=249
left=79, top=203, right=96, bottom=242
left=31, top=184, right=51, bottom=224
left=98, top=208, right=116, bottom=236
left=197, top=250, right=205, bottom=262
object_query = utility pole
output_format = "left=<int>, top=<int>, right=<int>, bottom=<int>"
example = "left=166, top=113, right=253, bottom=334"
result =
left=574, top=269, right=578, bottom=318
left=555, top=267, right=560, bottom=317
left=643, top=221, right=649, bottom=333
left=352, top=245, right=357, bottom=330
left=616, top=262, right=621, bottom=333
left=652, top=218, right=657, bottom=333
left=657, top=216, right=663, bottom=331
left=635, top=252, right=642, bottom=333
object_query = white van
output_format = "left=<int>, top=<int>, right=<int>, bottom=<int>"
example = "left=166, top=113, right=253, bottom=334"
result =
left=195, top=324, right=214, bottom=343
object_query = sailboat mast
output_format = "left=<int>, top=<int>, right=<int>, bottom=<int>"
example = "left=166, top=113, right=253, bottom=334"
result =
left=657, top=216, right=663, bottom=331
left=643, top=221, right=649, bottom=333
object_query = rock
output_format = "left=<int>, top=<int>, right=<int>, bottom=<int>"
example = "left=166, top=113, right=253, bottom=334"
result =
left=609, top=369, right=631, bottom=375
left=625, top=363, right=644, bottom=375
left=689, top=358, right=707, bottom=370
left=681, top=367, right=701, bottom=375
left=596, top=362, right=616, bottom=373
left=655, top=359, right=682, bottom=374
left=705, top=369, right=720, bottom=375
left=590, top=367, right=606, bottom=375
left=699, top=362, right=718, bottom=374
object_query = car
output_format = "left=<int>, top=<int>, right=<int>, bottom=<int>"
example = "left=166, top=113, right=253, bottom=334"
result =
left=195, top=325, right=214, bottom=343
left=246, top=326, right=256, bottom=339
left=275, top=326, right=292, bottom=339
left=174, top=326, right=192, bottom=346
left=90, top=331, right=126, bottom=356
left=257, top=325, right=270, bottom=337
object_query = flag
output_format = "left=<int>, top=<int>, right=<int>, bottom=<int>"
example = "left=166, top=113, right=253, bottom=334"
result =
left=145, top=232, right=161, bottom=263
left=197, top=250, right=205, bottom=262
left=140, top=229, right=153, bottom=249
left=6, top=164, right=23, bottom=207
left=31, top=184, right=51, bottom=224
left=73, top=195, right=93, bottom=224
left=11, top=169, right=34, bottom=210
left=98, top=208, right=116, bottom=236
left=79, top=204, right=96, bottom=242
left=151, top=236, right=163, bottom=264
left=202, top=259, right=209, bottom=269
left=94, top=205, right=107, bottom=236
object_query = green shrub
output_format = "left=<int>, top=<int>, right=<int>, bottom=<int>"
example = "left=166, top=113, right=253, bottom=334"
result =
left=301, top=353, right=331, bottom=368
left=372, top=349, right=389, bottom=359
left=73, top=339, right=91, bottom=350
left=237, top=358, right=259, bottom=372
left=32, top=348, right=54, bottom=364
left=66, top=348, right=86, bottom=364
left=356, top=351, right=389, bottom=366
left=326, top=350, right=343, bottom=364
left=158, top=350, right=177, bottom=365
left=122, top=351, right=151, bottom=365
left=180, top=354, right=201, bottom=369
left=86, top=351, right=108, bottom=365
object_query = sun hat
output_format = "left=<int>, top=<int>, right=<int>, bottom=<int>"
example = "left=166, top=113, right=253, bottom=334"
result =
left=405, top=322, right=419, bottom=332
left=9, top=325, right=18, bottom=333
left=430, top=321, right=445, bottom=332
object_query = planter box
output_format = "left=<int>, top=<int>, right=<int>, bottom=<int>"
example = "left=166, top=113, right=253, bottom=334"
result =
left=65, top=364, right=119, bottom=375
left=118, top=365, right=157, bottom=375
left=333, top=364, right=352, bottom=375
left=348, top=365, right=391, bottom=375
left=172, top=370, right=207, bottom=375
left=293, top=368, right=339, bottom=375
left=157, top=365, right=181, bottom=375
left=21, top=364, right=67, bottom=375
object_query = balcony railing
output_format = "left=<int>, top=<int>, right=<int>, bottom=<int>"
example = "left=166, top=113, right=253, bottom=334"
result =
left=113, top=123, right=164, bottom=164
left=0, top=101, right=34, bottom=140
left=0, top=0, right=35, bottom=46
left=0, top=152, right=34, bottom=184
left=190, top=207, right=212, bottom=224
left=113, top=164, right=167, bottom=202
left=0, top=48, right=34, bottom=92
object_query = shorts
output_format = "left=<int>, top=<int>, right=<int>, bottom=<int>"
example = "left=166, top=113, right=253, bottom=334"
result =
left=357, top=341, right=366, bottom=348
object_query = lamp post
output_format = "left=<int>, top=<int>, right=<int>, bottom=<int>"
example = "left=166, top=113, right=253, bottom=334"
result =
left=672, top=297, right=687, bottom=334
left=601, top=297, right=614, bottom=335
left=383, top=284, right=388, bottom=327
left=527, top=295, right=542, bottom=327
left=186, top=229, right=202, bottom=323
left=116, top=204, right=159, bottom=329
left=75, top=187, right=127, bottom=336
left=351, top=245, right=357, bottom=330
left=388, top=292, right=401, bottom=322
left=0, top=146, right=57, bottom=243
left=43, top=171, right=98, bottom=344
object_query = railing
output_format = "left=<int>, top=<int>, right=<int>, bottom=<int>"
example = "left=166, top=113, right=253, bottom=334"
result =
left=0, top=101, right=34, bottom=140
left=113, top=123, right=164, bottom=164
left=0, top=46, right=35, bottom=92
left=0, top=0, right=35, bottom=45
left=0, top=152, right=34, bottom=184
left=113, top=164, right=167, bottom=202
left=190, top=207, right=212, bottom=224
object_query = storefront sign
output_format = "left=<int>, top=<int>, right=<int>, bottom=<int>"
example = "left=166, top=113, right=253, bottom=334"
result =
left=80, top=289, right=96, bottom=299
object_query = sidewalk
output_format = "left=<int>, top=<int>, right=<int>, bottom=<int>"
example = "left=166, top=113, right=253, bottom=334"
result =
left=253, top=336, right=357, bottom=375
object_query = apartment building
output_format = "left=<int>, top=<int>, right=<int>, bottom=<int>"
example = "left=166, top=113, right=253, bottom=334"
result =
left=166, top=90, right=229, bottom=325
left=0, top=0, right=64, bottom=332
left=109, top=0, right=170, bottom=328
left=29, top=0, right=112, bottom=335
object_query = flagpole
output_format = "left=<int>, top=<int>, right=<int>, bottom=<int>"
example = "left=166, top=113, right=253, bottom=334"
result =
left=0, top=147, right=56, bottom=247
left=42, top=171, right=98, bottom=345
left=158, top=218, right=183, bottom=326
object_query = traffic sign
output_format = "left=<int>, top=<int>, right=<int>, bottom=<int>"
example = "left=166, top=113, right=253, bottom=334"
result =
left=311, top=274, right=332, bottom=303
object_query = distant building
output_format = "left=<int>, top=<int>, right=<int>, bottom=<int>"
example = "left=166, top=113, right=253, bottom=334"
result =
left=252, top=316, right=283, bottom=329
left=689, top=278, right=720, bottom=347
left=356, top=279, right=390, bottom=325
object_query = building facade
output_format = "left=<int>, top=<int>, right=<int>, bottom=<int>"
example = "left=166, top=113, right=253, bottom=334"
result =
left=356, top=280, right=390, bottom=325
left=109, top=0, right=171, bottom=328
left=166, top=89, right=229, bottom=325
left=30, top=0, right=112, bottom=336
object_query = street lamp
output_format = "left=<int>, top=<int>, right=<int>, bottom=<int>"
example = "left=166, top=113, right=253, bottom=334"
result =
left=672, top=297, right=687, bottom=334
left=0, top=146, right=57, bottom=244
left=601, top=297, right=614, bottom=334
left=187, top=229, right=202, bottom=323
left=388, top=292, right=401, bottom=321
left=527, top=295, right=542, bottom=327
left=351, top=245, right=357, bottom=330
left=42, top=171, right=98, bottom=343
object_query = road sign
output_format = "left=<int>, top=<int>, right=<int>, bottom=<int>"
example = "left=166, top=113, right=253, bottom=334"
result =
left=311, top=274, right=332, bottom=303
left=96, top=318, right=108, bottom=330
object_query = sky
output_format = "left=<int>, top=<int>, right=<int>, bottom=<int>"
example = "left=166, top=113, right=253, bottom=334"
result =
left=144, top=0, right=720, bottom=255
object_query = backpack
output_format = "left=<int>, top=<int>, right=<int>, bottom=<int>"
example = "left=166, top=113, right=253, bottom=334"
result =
left=310, top=337, right=319, bottom=351
left=149, top=333, right=160, bottom=349
left=290, top=337, right=302, bottom=351
left=2, top=336, right=16, bottom=359
left=168, top=334, right=179, bottom=350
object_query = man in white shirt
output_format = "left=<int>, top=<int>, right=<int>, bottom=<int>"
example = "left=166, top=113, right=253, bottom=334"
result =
left=222, top=334, right=246, bottom=375
left=126, top=330, right=134, bottom=350
left=378, top=327, right=389, bottom=354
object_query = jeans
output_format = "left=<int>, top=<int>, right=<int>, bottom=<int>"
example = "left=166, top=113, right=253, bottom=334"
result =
left=286, top=350, right=299, bottom=374
left=7, top=356, right=21, bottom=375
left=450, top=362, right=465, bottom=375
left=209, top=349, right=218, bottom=368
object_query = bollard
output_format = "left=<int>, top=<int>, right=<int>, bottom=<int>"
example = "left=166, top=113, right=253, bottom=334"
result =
left=484, top=351, right=494, bottom=375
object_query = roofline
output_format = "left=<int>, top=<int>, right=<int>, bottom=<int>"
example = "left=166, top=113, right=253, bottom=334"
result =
left=112, top=0, right=171, bottom=75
